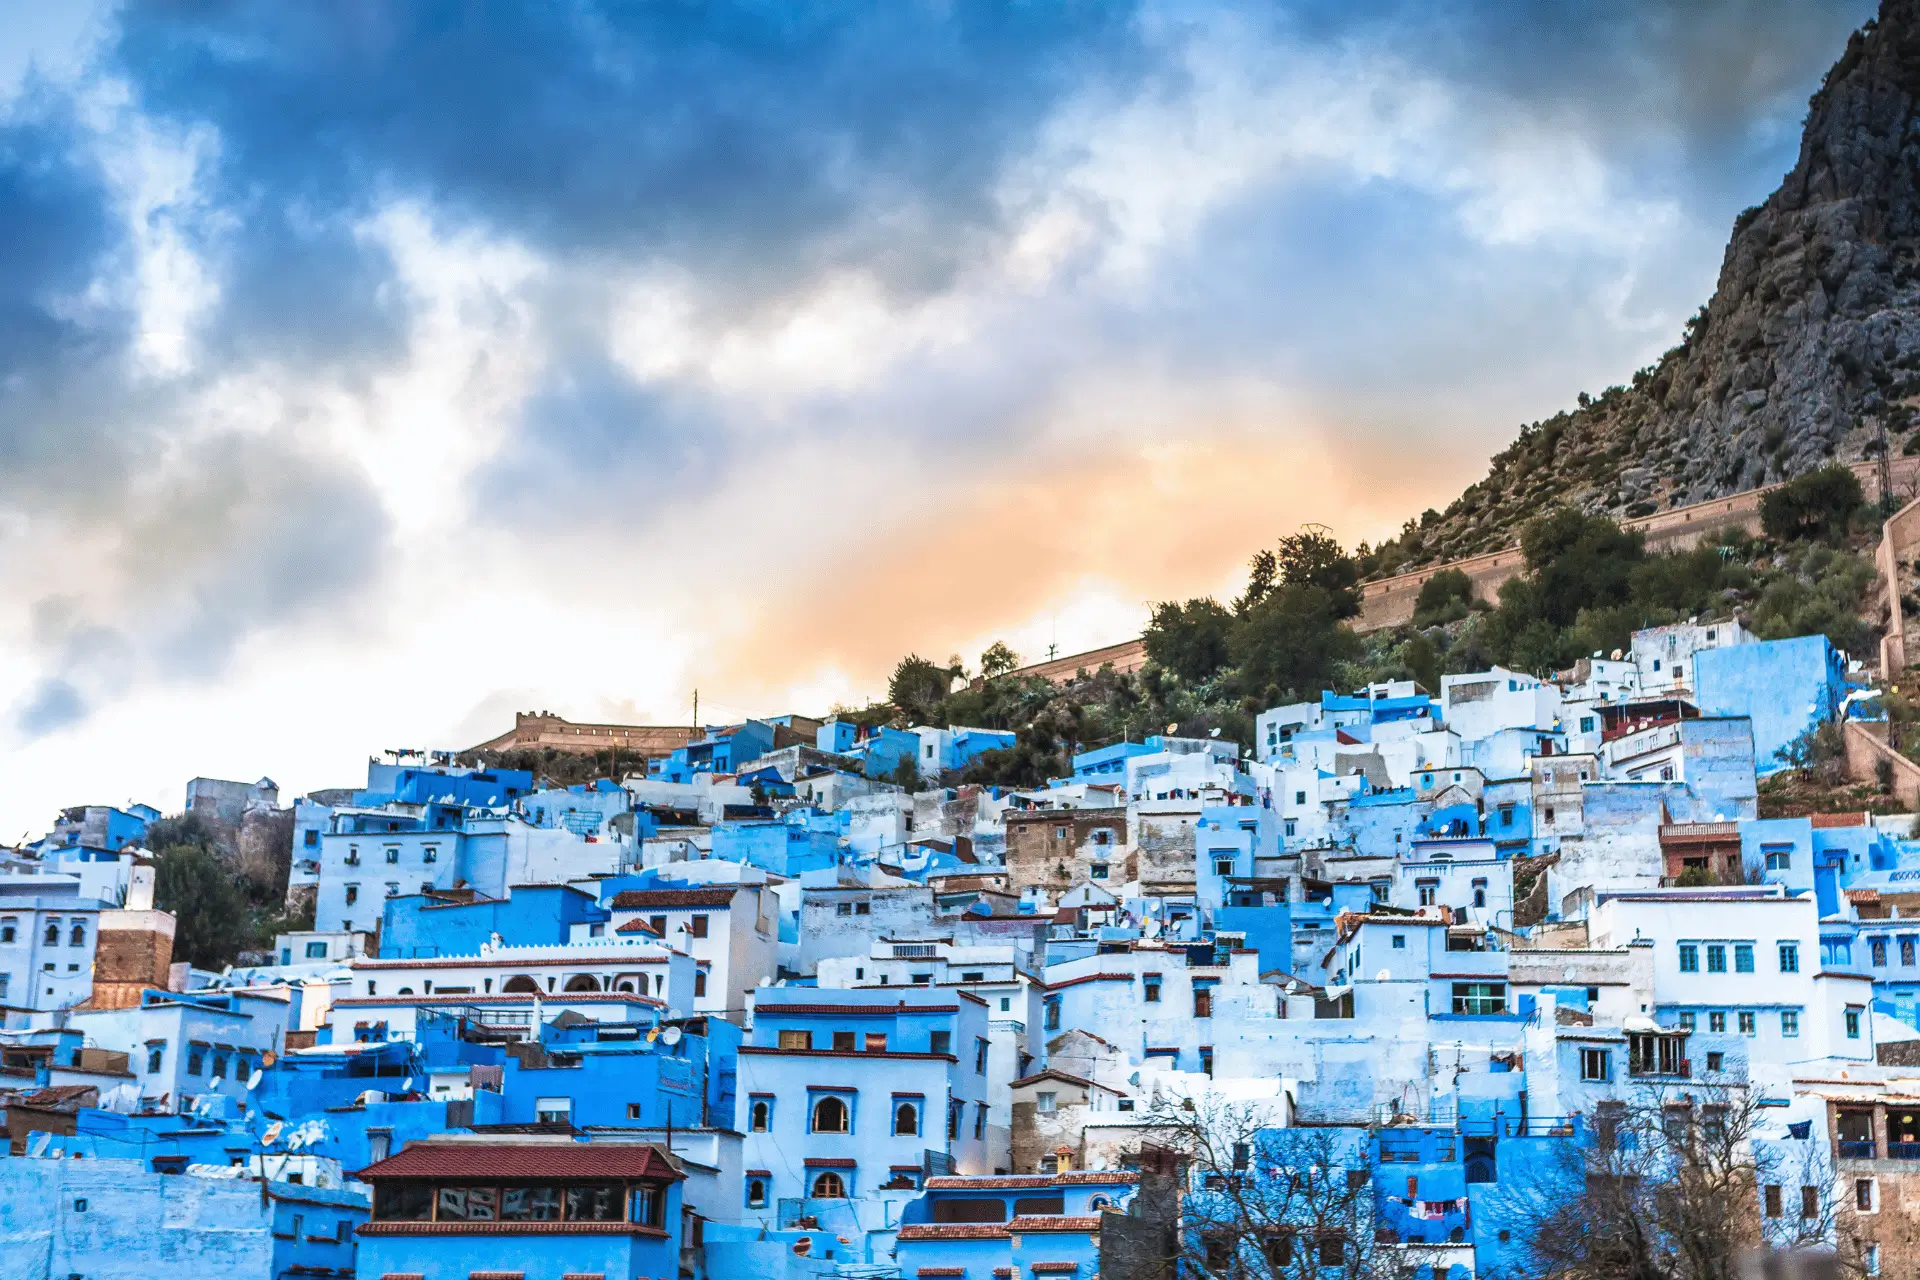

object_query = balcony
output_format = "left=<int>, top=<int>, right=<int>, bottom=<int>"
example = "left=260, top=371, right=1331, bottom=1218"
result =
left=1838, top=1140, right=1878, bottom=1159
left=1889, top=1142, right=1920, bottom=1160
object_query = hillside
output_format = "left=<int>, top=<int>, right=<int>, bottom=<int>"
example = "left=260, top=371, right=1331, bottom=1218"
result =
left=1362, top=0, right=1920, bottom=578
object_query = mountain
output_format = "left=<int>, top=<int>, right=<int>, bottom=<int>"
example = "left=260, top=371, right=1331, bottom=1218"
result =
left=1371, top=0, right=1920, bottom=575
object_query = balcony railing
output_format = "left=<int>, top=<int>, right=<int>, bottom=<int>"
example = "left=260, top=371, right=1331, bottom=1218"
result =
left=1889, top=1142, right=1920, bottom=1160
left=1838, top=1140, right=1878, bottom=1159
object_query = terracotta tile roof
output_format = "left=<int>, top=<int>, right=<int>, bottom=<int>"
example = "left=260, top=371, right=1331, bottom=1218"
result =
left=360, top=1222, right=669, bottom=1237
left=1041, top=972, right=1136, bottom=991
left=1030, top=1266, right=1083, bottom=1274
left=471, top=1273, right=526, bottom=1279
left=918, top=1269, right=968, bottom=1278
left=1009, top=1216, right=1104, bottom=1233
left=1812, top=812, right=1868, bottom=828
left=804, top=1158, right=858, bottom=1168
left=755, top=1002, right=959, bottom=1016
left=739, top=1046, right=955, bottom=1062
left=355, top=1140, right=681, bottom=1182
left=609, top=888, right=740, bottom=908
left=746, top=1169, right=772, bottom=1177
left=897, top=1223, right=1008, bottom=1241
left=924, top=1172, right=1136, bottom=1190
left=1008, top=1069, right=1124, bottom=1094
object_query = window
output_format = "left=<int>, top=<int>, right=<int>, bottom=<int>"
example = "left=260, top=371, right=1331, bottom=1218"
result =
left=1765, top=849, right=1791, bottom=870
left=1782, top=1010, right=1800, bottom=1037
left=303, top=830, right=319, bottom=848
left=1739, top=1011, right=1756, bottom=1035
left=384, top=882, right=399, bottom=897
left=1214, top=857, right=1235, bottom=878
left=688, top=915, right=708, bottom=939
left=832, top=1031, right=856, bottom=1051
left=1035, top=1092, right=1057, bottom=1113
left=1679, top=944, right=1698, bottom=972
left=1779, top=942, right=1799, bottom=973
left=1284, top=820, right=1296, bottom=837
left=930, top=1031, right=952, bottom=1055
left=69, top=924, right=85, bottom=947
left=1392, top=935, right=1406, bottom=950
left=1417, top=880, right=1438, bottom=907
left=535, top=1096, right=571, bottom=1125
left=1847, top=1008, right=1863, bottom=1039
left=999, top=997, right=1010, bottom=1012
left=1045, top=999, right=1060, bottom=1031
left=187, top=1046, right=205, bottom=1075
left=1873, top=938, right=1889, bottom=967
left=649, top=915, right=668, bottom=935
left=1451, top=983, right=1506, bottom=1016
left=626, top=1103, right=641, bottom=1120
left=1706, top=1051, right=1725, bottom=1071
left=836, top=902, right=852, bottom=917
left=693, top=972, right=707, bottom=998
left=894, top=1101, right=919, bottom=1135
left=1857, top=1178, right=1877, bottom=1213
left=974, top=1104, right=986, bottom=1139
left=911, top=972, right=932, bottom=985
left=1706, top=944, right=1726, bottom=973
left=750, top=1099, right=770, bottom=1131
left=1764, top=1185, right=1782, bottom=1218
left=1579, top=1048, right=1610, bottom=1081
left=304, top=941, right=328, bottom=959
left=1905, top=937, right=1918, bottom=966
left=146, top=1044, right=164, bottom=1073
left=43, top=923, right=58, bottom=946
left=384, top=847, right=399, bottom=864
left=344, top=885, right=358, bottom=906
left=949, top=1102, right=962, bottom=1139
left=975, top=1038, right=989, bottom=1073
left=1802, top=1185, right=1820, bottom=1219
left=1866, top=1244, right=1881, bottom=1277
left=811, top=1096, right=850, bottom=1133
left=0, top=919, right=12, bottom=944
left=1709, top=1012, right=1726, bottom=1033
left=1193, top=987, right=1213, bottom=1018
left=422, top=846, right=437, bottom=863
left=1318, top=1235, right=1346, bottom=1268
left=747, top=1178, right=767, bottom=1208
left=856, top=902, right=871, bottom=915
left=629, top=1183, right=665, bottom=1226
left=1473, top=879, right=1487, bottom=908
left=1143, top=977, right=1162, bottom=1002
left=1090, top=863, right=1109, bottom=880
left=211, top=1051, right=229, bottom=1079
left=778, top=1029, right=811, bottom=1051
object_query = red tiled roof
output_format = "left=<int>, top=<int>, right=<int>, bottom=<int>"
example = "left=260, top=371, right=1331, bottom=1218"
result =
left=609, top=888, right=740, bottom=908
left=380, top=1274, right=425, bottom=1279
left=471, top=1273, right=526, bottom=1280
left=1811, top=812, right=1868, bottom=828
left=918, top=1269, right=968, bottom=1278
left=1010, top=1216, right=1103, bottom=1233
left=739, top=1047, right=955, bottom=1062
left=1041, top=972, right=1135, bottom=991
left=1030, top=1264, right=1081, bottom=1274
left=755, top=1003, right=959, bottom=1016
left=746, top=1169, right=772, bottom=1177
left=897, top=1224, right=1008, bottom=1241
left=805, top=1158, right=857, bottom=1168
left=925, top=1172, right=1136, bottom=1190
left=355, top=1141, right=681, bottom=1182
left=561, top=1274, right=607, bottom=1280
left=360, top=1222, right=669, bottom=1237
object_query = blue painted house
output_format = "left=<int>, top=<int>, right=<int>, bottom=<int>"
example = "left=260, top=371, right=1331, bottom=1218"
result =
left=355, top=1137, right=684, bottom=1280
left=1696, top=634, right=1848, bottom=773
left=894, top=1171, right=1136, bottom=1279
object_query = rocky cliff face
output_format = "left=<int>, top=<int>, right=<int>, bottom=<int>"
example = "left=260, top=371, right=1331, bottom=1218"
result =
left=1385, top=0, right=1920, bottom=571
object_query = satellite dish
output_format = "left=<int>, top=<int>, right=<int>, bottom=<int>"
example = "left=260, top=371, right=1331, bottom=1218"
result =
left=661, top=1026, right=683, bottom=1046
left=666, top=1007, right=684, bottom=1020
left=402, top=1076, right=416, bottom=1092
left=246, top=1070, right=264, bottom=1091
left=1376, top=969, right=1392, bottom=983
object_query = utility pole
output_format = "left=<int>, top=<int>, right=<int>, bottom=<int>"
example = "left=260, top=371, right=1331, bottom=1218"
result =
left=692, top=688, right=698, bottom=731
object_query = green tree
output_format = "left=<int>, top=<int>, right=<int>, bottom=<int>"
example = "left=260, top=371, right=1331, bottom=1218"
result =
left=1144, top=598, right=1233, bottom=683
left=1233, top=548, right=1277, bottom=615
left=1229, top=584, right=1361, bottom=704
left=887, top=753, right=925, bottom=791
left=979, top=640, right=1021, bottom=679
left=1276, top=529, right=1361, bottom=619
left=1759, top=463, right=1865, bottom=543
left=887, top=654, right=955, bottom=725
left=1519, top=508, right=1645, bottom=628
left=1412, top=568, right=1474, bottom=627
left=152, top=840, right=251, bottom=970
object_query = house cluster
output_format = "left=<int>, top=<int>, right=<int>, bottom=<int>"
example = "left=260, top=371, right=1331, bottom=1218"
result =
left=7, top=622, right=1920, bottom=1277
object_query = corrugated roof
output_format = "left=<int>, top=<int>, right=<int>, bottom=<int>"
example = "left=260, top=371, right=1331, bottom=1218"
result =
left=355, top=1141, right=681, bottom=1182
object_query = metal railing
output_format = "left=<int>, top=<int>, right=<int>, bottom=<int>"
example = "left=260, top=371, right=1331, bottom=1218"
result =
left=1838, top=1140, right=1878, bottom=1159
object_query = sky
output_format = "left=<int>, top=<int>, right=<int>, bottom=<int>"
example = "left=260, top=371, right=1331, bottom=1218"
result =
left=0, top=0, right=1878, bottom=836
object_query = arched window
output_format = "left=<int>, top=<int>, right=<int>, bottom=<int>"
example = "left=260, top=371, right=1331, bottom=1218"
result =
left=501, top=975, right=541, bottom=994
left=750, top=1100, right=771, bottom=1131
left=811, top=1096, right=849, bottom=1133
left=69, top=924, right=85, bottom=947
left=616, top=980, right=636, bottom=993
left=1465, top=1156, right=1495, bottom=1185
left=44, top=923, right=59, bottom=946
left=1089, top=1195, right=1111, bottom=1211
left=397, top=987, right=415, bottom=995
left=746, top=1178, right=767, bottom=1208
left=1, top=918, right=16, bottom=943
left=563, top=974, right=600, bottom=993
left=893, top=1102, right=918, bottom=1136
left=811, top=1171, right=846, bottom=1198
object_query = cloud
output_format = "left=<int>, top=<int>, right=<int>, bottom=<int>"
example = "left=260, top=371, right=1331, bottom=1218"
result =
left=13, top=678, right=87, bottom=739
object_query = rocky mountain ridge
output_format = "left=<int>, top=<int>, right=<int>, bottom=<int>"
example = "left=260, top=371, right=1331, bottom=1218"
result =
left=1370, top=0, right=1920, bottom=576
